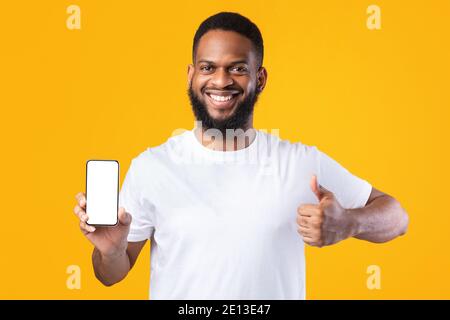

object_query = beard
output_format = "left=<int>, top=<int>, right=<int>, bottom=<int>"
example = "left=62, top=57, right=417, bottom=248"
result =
left=188, top=84, right=259, bottom=134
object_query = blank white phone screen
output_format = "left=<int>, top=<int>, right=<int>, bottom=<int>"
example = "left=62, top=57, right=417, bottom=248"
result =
left=86, top=160, right=119, bottom=226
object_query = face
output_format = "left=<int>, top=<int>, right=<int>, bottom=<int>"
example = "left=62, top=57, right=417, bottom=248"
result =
left=188, top=30, right=267, bottom=133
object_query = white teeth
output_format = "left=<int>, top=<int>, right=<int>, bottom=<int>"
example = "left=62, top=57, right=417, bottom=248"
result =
left=209, top=94, right=233, bottom=102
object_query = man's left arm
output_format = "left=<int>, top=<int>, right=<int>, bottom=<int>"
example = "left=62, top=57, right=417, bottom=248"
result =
left=297, top=175, right=409, bottom=247
left=349, top=187, right=409, bottom=243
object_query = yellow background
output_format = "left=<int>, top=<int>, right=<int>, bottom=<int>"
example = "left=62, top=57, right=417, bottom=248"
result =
left=1, top=0, right=449, bottom=299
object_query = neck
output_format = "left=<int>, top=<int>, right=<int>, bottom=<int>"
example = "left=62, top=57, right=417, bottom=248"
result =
left=194, top=118, right=256, bottom=151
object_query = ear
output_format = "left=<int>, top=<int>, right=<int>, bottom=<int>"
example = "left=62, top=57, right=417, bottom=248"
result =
left=187, top=64, right=194, bottom=88
left=257, top=66, right=268, bottom=92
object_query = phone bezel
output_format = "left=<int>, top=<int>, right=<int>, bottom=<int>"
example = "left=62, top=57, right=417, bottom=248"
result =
left=85, top=159, right=120, bottom=227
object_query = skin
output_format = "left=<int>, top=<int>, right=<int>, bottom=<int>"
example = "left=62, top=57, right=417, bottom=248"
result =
left=73, top=29, right=409, bottom=286
left=297, top=175, right=409, bottom=247
left=188, top=30, right=267, bottom=151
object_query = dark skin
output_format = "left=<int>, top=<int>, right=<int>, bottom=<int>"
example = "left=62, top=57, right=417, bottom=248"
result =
left=73, top=29, right=409, bottom=286
left=188, top=30, right=267, bottom=129
left=188, top=30, right=267, bottom=150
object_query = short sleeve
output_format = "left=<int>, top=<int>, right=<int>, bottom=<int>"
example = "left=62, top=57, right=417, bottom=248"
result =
left=317, top=150, right=372, bottom=209
left=119, top=159, right=155, bottom=242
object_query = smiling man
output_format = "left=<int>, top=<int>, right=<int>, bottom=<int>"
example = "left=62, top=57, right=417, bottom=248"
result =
left=73, top=12, right=409, bottom=299
left=188, top=24, right=264, bottom=137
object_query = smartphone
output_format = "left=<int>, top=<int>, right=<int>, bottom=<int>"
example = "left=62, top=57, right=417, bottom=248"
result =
left=85, top=160, right=119, bottom=226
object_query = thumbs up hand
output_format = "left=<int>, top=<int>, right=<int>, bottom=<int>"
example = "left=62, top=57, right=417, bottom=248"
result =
left=297, top=175, right=357, bottom=247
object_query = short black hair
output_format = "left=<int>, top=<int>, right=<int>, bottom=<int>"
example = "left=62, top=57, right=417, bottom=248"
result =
left=192, top=12, right=264, bottom=68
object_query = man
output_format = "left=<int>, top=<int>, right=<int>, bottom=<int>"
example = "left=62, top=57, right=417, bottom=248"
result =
left=73, top=12, right=409, bottom=299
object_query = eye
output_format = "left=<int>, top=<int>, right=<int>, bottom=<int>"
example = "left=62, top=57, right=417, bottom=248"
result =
left=230, top=66, right=248, bottom=73
left=200, top=65, right=213, bottom=72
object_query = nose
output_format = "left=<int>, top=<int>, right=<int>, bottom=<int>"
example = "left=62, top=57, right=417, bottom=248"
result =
left=210, top=67, right=234, bottom=88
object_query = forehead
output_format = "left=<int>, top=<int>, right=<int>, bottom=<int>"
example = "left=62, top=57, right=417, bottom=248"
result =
left=195, top=30, right=256, bottom=64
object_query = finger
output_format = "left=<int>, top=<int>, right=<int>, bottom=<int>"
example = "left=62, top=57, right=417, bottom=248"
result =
left=75, top=192, right=86, bottom=208
left=80, top=220, right=96, bottom=233
left=73, top=205, right=85, bottom=218
left=310, top=175, right=334, bottom=202
left=302, top=236, right=322, bottom=247
left=118, top=207, right=132, bottom=226
left=318, top=184, right=331, bottom=195
left=297, top=226, right=310, bottom=236
left=310, top=175, right=322, bottom=200
left=297, top=204, right=318, bottom=216
left=79, top=224, right=88, bottom=235
left=302, top=235, right=314, bottom=245
left=296, top=215, right=310, bottom=227
left=74, top=207, right=88, bottom=221
left=80, top=213, right=89, bottom=223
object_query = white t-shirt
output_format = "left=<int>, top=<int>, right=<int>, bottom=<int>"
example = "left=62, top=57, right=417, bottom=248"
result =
left=119, top=129, right=372, bottom=300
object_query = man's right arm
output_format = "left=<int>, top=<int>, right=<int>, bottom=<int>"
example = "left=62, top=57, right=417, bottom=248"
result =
left=74, top=191, right=148, bottom=287
left=92, top=240, right=147, bottom=286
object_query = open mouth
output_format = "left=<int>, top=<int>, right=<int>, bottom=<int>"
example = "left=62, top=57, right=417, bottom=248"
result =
left=204, top=91, right=241, bottom=109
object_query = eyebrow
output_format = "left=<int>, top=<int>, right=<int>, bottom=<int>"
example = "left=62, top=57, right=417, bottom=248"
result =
left=197, top=59, right=249, bottom=65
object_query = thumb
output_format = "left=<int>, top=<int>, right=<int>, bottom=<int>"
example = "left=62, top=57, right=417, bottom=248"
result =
left=310, top=175, right=331, bottom=201
left=118, top=207, right=132, bottom=226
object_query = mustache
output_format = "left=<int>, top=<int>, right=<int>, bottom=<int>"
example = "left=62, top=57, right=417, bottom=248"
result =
left=187, top=84, right=259, bottom=133
left=202, top=87, right=242, bottom=94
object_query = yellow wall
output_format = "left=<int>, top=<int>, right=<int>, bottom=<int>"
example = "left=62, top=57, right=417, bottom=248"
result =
left=0, top=0, right=448, bottom=299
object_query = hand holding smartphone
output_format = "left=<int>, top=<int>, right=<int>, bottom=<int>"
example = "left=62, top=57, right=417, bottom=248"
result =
left=85, top=160, right=119, bottom=226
